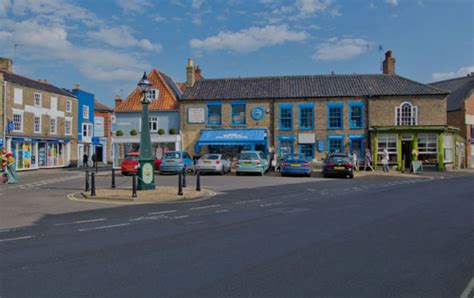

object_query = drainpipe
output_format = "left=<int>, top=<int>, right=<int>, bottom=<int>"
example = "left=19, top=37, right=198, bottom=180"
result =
left=3, top=80, right=7, bottom=149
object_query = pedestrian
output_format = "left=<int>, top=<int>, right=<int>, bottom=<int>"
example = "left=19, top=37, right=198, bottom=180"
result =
left=352, top=150, right=359, bottom=172
left=5, top=152, right=19, bottom=184
left=364, top=148, right=374, bottom=171
left=382, top=146, right=390, bottom=173
left=92, top=152, right=97, bottom=168
left=1, top=148, right=8, bottom=183
left=83, top=153, right=89, bottom=168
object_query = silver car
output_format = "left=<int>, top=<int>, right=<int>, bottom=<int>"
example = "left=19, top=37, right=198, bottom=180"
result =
left=197, top=154, right=231, bottom=175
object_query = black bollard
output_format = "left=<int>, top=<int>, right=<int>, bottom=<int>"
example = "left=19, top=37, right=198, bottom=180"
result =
left=91, top=172, right=96, bottom=197
left=132, top=173, right=137, bottom=198
left=196, top=169, right=201, bottom=191
left=178, top=171, right=183, bottom=196
left=111, top=168, right=116, bottom=189
left=182, top=167, right=187, bottom=188
left=85, top=171, right=90, bottom=192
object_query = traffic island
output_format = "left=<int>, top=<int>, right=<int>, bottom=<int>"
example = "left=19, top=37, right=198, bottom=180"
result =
left=75, top=187, right=215, bottom=204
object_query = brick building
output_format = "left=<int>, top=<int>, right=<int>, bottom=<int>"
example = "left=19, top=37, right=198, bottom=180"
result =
left=94, top=99, right=113, bottom=164
left=180, top=52, right=458, bottom=171
left=0, top=57, right=78, bottom=170
left=430, top=74, right=474, bottom=168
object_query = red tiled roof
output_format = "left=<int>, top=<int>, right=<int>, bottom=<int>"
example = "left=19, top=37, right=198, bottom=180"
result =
left=114, top=68, right=179, bottom=112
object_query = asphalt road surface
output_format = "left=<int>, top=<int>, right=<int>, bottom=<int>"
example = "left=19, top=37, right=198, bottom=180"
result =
left=0, top=170, right=473, bottom=297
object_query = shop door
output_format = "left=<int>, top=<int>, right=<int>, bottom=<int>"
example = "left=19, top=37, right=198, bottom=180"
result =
left=96, top=145, right=104, bottom=162
left=402, top=141, right=412, bottom=169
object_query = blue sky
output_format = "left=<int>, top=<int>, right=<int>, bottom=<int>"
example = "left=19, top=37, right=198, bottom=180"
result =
left=0, top=0, right=472, bottom=107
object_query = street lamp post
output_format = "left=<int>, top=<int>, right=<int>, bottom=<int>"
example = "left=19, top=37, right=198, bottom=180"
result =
left=137, top=72, right=155, bottom=191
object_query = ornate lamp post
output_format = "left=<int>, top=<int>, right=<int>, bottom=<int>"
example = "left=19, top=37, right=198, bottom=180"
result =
left=137, top=72, right=155, bottom=190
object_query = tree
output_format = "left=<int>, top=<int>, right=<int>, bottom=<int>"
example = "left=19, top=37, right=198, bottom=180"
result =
left=116, top=130, right=124, bottom=136
left=130, top=129, right=138, bottom=136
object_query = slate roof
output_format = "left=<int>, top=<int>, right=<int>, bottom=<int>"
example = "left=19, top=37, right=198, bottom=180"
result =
left=114, top=68, right=181, bottom=112
left=94, top=99, right=113, bottom=113
left=181, top=74, right=447, bottom=100
left=429, top=75, right=474, bottom=111
left=0, top=70, right=76, bottom=98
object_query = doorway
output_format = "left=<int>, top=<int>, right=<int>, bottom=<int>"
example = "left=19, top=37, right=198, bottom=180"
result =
left=402, top=141, right=412, bottom=169
left=96, top=145, right=104, bottom=163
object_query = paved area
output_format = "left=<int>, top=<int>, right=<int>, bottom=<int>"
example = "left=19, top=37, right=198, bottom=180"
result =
left=0, top=169, right=473, bottom=297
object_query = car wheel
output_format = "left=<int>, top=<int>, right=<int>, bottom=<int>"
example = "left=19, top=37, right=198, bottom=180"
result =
left=220, top=168, right=225, bottom=175
left=236, top=172, right=240, bottom=176
left=348, top=173, right=354, bottom=179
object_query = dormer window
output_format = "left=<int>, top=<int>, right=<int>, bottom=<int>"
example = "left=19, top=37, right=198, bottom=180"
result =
left=396, top=101, right=418, bottom=126
left=146, top=89, right=159, bottom=101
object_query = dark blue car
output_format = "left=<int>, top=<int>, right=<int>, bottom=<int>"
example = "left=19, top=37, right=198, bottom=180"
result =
left=281, top=154, right=312, bottom=177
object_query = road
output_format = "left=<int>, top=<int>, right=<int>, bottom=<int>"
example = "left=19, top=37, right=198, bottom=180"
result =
left=0, top=170, right=473, bottom=297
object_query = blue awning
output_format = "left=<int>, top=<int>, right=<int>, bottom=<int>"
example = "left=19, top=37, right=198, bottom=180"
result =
left=197, top=129, right=267, bottom=146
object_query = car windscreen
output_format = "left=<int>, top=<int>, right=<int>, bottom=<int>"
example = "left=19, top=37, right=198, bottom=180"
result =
left=327, top=156, right=350, bottom=163
left=125, top=155, right=139, bottom=161
left=163, top=152, right=180, bottom=159
left=240, top=153, right=258, bottom=160
left=202, top=154, right=220, bottom=160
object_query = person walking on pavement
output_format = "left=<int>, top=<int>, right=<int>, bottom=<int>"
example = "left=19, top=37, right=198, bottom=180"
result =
left=364, top=148, right=374, bottom=171
left=382, top=146, right=390, bottom=173
left=352, top=150, right=359, bottom=172
left=82, top=153, right=89, bottom=168
left=92, top=152, right=97, bottom=168
left=4, top=152, right=19, bottom=184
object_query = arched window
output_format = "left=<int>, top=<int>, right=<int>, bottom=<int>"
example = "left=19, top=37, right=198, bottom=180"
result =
left=396, top=101, right=418, bottom=126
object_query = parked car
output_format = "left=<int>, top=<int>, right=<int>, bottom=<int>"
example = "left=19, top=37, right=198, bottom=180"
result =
left=120, top=152, right=161, bottom=176
left=196, top=154, right=231, bottom=175
left=236, top=151, right=268, bottom=176
left=322, top=153, right=354, bottom=178
left=159, top=151, right=194, bottom=174
left=281, top=155, right=312, bottom=177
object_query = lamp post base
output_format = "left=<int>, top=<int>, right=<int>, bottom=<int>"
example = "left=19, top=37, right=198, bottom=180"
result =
left=137, top=160, right=156, bottom=191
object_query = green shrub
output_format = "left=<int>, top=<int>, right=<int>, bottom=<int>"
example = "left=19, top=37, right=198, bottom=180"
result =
left=116, top=130, right=124, bottom=136
left=169, top=128, right=176, bottom=135
left=130, top=129, right=138, bottom=136
left=158, top=128, right=165, bottom=135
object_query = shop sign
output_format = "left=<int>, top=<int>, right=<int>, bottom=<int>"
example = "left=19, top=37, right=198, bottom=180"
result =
left=317, top=140, right=325, bottom=152
left=251, top=107, right=265, bottom=121
left=215, top=133, right=248, bottom=140
left=401, top=134, right=413, bottom=141
left=188, top=108, right=205, bottom=124
left=298, top=133, right=315, bottom=144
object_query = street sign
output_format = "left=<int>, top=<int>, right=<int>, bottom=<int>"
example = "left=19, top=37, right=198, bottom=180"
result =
left=7, top=121, right=14, bottom=132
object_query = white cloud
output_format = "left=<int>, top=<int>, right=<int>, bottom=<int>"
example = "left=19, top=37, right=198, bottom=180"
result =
left=296, top=0, right=334, bottom=16
left=88, top=26, right=162, bottom=52
left=385, top=0, right=399, bottom=6
left=313, top=37, right=370, bottom=61
left=432, top=66, right=474, bottom=81
left=115, top=0, right=153, bottom=14
left=190, top=25, right=307, bottom=53
left=191, top=0, right=205, bottom=9
left=0, top=0, right=11, bottom=16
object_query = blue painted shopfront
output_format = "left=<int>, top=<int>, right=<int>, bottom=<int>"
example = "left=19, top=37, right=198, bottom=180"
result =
left=194, top=129, right=268, bottom=156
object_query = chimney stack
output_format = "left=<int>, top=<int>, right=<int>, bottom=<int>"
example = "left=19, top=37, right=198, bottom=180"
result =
left=382, top=50, right=395, bottom=75
left=115, top=95, right=122, bottom=108
left=43, top=79, right=48, bottom=84
left=0, top=57, right=13, bottom=72
left=194, top=66, right=202, bottom=81
left=73, top=83, right=80, bottom=90
left=186, top=58, right=195, bottom=87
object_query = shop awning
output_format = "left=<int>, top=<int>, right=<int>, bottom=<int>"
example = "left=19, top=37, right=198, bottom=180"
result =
left=196, top=129, right=267, bottom=146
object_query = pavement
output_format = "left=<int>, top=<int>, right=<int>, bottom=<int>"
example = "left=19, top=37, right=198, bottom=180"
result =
left=0, top=168, right=473, bottom=297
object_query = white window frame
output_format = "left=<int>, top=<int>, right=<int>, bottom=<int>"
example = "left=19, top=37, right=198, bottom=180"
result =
left=66, top=100, right=72, bottom=113
left=149, top=116, right=158, bottom=132
left=50, top=96, right=58, bottom=111
left=65, top=118, right=72, bottom=136
left=34, top=92, right=42, bottom=107
left=83, top=105, right=89, bottom=119
left=50, top=118, right=57, bottom=134
left=14, top=88, right=23, bottom=104
left=377, top=134, right=398, bottom=163
left=13, top=110, right=24, bottom=132
left=146, top=89, right=159, bottom=101
left=417, top=134, right=438, bottom=155
left=34, top=115, right=41, bottom=133
left=443, top=134, right=453, bottom=163
left=82, top=123, right=92, bottom=138
left=395, top=101, right=418, bottom=126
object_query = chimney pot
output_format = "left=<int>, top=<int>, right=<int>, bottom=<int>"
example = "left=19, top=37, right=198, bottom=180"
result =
left=186, top=58, right=195, bottom=87
left=73, top=83, right=80, bottom=90
left=382, top=50, right=396, bottom=75
left=43, top=79, right=48, bottom=84
left=114, top=95, right=122, bottom=108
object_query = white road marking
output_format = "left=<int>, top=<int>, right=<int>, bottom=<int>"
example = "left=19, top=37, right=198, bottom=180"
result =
left=78, top=223, right=130, bottom=232
left=261, top=202, right=283, bottom=207
left=190, top=204, right=220, bottom=210
left=306, top=188, right=315, bottom=192
left=129, top=215, right=167, bottom=221
left=460, top=277, right=474, bottom=298
left=187, top=221, right=204, bottom=225
left=0, top=235, right=34, bottom=242
left=54, top=218, right=106, bottom=226
left=148, top=210, right=177, bottom=215
left=173, top=215, right=189, bottom=219
left=235, top=199, right=261, bottom=204
left=215, top=209, right=229, bottom=213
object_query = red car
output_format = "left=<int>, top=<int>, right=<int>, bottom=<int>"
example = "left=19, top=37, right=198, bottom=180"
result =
left=120, top=152, right=161, bottom=175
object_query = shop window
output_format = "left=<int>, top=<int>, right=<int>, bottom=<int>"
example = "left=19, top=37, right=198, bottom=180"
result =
left=417, top=133, right=438, bottom=163
left=65, top=119, right=72, bottom=135
left=14, top=88, right=23, bottom=104
left=328, top=103, right=343, bottom=129
left=207, top=104, right=221, bottom=126
left=299, top=104, right=314, bottom=130
left=349, top=103, right=363, bottom=129
left=34, top=93, right=42, bottom=106
left=280, top=140, right=294, bottom=156
left=300, top=144, right=314, bottom=159
left=34, top=116, right=41, bottom=133
left=396, top=102, right=418, bottom=126
left=377, top=134, right=398, bottom=163
left=350, top=138, right=364, bottom=159
left=13, top=112, right=23, bottom=132
left=149, top=117, right=158, bottom=132
left=279, top=105, right=293, bottom=130
left=83, top=105, right=89, bottom=119
left=231, top=104, right=246, bottom=125
left=50, top=118, right=57, bottom=134
left=328, top=138, right=343, bottom=153
left=66, top=100, right=72, bottom=112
